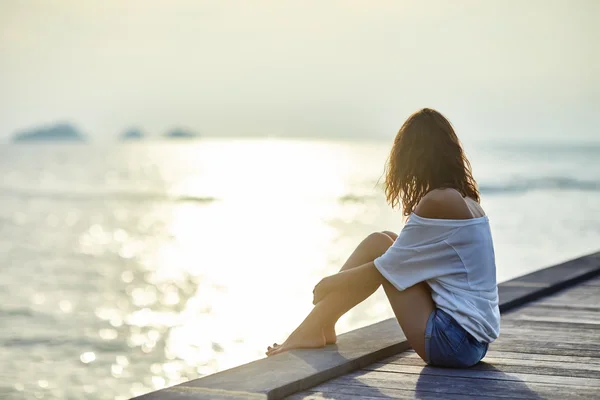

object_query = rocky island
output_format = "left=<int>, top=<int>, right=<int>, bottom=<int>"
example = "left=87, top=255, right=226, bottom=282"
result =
left=164, top=128, right=199, bottom=139
left=13, top=123, right=85, bottom=142
left=121, top=128, right=144, bottom=140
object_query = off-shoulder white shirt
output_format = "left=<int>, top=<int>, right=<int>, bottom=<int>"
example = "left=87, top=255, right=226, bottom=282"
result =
left=374, top=213, right=500, bottom=343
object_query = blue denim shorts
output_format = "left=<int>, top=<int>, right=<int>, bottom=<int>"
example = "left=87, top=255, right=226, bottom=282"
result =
left=424, top=308, right=488, bottom=368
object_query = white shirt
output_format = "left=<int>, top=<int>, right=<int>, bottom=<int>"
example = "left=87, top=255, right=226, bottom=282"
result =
left=374, top=212, right=500, bottom=343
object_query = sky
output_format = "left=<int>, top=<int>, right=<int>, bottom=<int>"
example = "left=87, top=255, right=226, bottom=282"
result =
left=1, top=0, right=598, bottom=141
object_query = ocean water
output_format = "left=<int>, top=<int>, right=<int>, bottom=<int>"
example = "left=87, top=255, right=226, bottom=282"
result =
left=1, top=138, right=599, bottom=399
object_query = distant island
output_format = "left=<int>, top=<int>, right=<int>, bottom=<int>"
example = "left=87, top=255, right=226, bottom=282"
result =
left=164, top=128, right=199, bottom=139
left=121, top=128, right=144, bottom=140
left=12, top=123, right=85, bottom=142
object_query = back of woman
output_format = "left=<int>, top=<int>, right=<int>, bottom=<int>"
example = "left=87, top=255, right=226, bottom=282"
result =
left=267, top=108, right=500, bottom=369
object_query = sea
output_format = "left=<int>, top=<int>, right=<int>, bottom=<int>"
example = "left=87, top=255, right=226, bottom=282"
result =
left=1, top=138, right=599, bottom=399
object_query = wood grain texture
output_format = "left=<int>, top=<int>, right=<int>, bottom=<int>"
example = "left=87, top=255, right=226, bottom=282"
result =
left=386, top=349, right=600, bottom=366
left=315, top=371, right=598, bottom=399
left=362, top=362, right=600, bottom=385
left=287, top=383, right=482, bottom=400
left=288, top=276, right=600, bottom=399
left=503, top=306, right=600, bottom=325
left=384, top=354, right=600, bottom=374
left=582, top=275, right=600, bottom=287
left=499, top=318, right=600, bottom=332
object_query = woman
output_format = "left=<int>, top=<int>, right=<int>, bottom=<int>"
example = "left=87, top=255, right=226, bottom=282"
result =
left=267, top=108, right=499, bottom=368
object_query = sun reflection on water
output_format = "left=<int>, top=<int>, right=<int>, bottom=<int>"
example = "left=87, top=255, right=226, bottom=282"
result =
left=2, top=139, right=399, bottom=399
left=92, top=140, right=392, bottom=396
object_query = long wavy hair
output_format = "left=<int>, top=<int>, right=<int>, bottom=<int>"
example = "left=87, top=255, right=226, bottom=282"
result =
left=384, top=108, right=479, bottom=216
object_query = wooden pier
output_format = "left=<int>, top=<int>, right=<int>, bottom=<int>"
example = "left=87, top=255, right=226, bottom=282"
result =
left=288, top=275, right=600, bottom=399
left=135, top=252, right=600, bottom=400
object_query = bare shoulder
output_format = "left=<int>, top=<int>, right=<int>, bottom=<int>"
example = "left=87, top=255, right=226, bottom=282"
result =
left=414, top=189, right=474, bottom=220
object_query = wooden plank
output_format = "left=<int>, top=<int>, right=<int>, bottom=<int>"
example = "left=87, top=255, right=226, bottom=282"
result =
left=500, top=321, right=600, bottom=335
left=498, top=324, right=600, bottom=338
left=495, top=329, right=599, bottom=343
left=493, top=335, right=600, bottom=349
left=362, top=362, right=600, bottom=386
left=533, top=288, right=600, bottom=303
left=532, top=285, right=600, bottom=298
left=499, top=318, right=600, bottom=331
left=489, top=336, right=600, bottom=351
left=287, top=385, right=475, bottom=400
left=582, top=275, right=600, bottom=287
left=496, top=331, right=600, bottom=344
left=481, top=350, right=600, bottom=365
left=326, top=370, right=598, bottom=399
left=384, top=354, right=600, bottom=374
left=539, top=296, right=600, bottom=307
left=530, top=286, right=600, bottom=309
left=534, top=304, right=600, bottom=312
left=385, top=349, right=600, bottom=366
left=497, top=252, right=600, bottom=313
left=504, top=304, right=600, bottom=318
left=491, top=335, right=600, bottom=348
left=488, top=341, right=600, bottom=357
left=287, top=392, right=397, bottom=400
left=529, top=302, right=600, bottom=312
left=289, top=384, right=502, bottom=400
left=503, top=306, right=600, bottom=325
left=476, top=358, right=600, bottom=375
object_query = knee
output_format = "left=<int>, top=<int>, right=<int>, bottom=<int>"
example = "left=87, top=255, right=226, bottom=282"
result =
left=381, top=230, right=398, bottom=241
left=363, top=232, right=394, bottom=255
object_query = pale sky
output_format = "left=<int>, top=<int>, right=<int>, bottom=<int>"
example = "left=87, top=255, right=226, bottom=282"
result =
left=1, top=0, right=598, bottom=141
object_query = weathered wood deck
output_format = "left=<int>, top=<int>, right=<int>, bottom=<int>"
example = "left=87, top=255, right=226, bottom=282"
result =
left=288, top=275, right=600, bottom=399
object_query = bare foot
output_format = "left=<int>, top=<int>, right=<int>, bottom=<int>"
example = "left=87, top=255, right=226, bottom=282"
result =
left=323, top=324, right=337, bottom=345
left=266, top=342, right=280, bottom=353
left=266, top=326, right=327, bottom=356
left=267, top=324, right=336, bottom=355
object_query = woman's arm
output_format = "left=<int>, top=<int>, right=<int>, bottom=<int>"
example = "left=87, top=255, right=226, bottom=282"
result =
left=312, top=189, right=474, bottom=304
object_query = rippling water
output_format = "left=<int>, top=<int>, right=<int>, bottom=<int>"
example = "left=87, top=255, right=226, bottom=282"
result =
left=1, top=138, right=599, bottom=399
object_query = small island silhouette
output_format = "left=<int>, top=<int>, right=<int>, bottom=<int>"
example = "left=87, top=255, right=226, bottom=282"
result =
left=164, top=128, right=199, bottom=139
left=13, top=123, right=85, bottom=142
left=121, top=128, right=144, bottom=140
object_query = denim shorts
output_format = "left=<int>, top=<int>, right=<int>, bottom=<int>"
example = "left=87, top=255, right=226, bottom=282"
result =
left=424, top=308, right=488, bottom=368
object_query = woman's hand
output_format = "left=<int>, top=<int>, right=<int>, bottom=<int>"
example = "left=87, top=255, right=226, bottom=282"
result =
left=313, top=263, right=382, bottom=305
left=312, top=276, right=333, bottom=304
left=313, top=274, right=345, bottom=304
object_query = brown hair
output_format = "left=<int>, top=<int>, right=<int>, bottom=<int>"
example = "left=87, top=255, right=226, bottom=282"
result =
left=384, top=108, right=479, bottom=216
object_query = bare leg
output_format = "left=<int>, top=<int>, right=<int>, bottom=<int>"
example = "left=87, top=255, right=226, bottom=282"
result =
left=321, top=230, right=398, bottom=343
left=267, top=232, right=395, bottom=355
left=381, top=231, right=398, bottom=242
left=378, top=231, right=434, bottom=352
left=382, top=281, right=434, bottom=360
left=267, top=230, right=435, bottom=361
